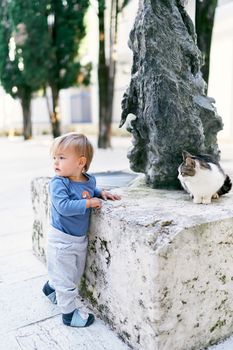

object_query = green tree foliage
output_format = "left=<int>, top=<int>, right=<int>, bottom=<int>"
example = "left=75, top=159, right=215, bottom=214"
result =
left=0, top=0, right=50, bottom=139
left=46, top=0, right=90, bottom=137
left=195, top=0, right=218, bottom=87
left=97, top=0, right=130, bottom=148
left=0, top=0, right=90, bottom=139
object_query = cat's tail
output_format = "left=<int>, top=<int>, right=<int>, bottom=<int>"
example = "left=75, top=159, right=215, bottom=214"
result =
left=217, top=175, right=232, bottom=196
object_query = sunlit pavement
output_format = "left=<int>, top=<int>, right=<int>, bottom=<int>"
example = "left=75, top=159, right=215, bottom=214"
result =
left=0, top=135, right=232, bottom=350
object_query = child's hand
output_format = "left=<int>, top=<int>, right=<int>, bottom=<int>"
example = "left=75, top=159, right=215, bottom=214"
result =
left=101, top=190, right=121, bottom=201
left=89, top=197, right=102, bottom=209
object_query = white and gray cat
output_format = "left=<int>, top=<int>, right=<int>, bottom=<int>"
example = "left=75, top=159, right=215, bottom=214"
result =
left=178, top=151, right=232, bottom=204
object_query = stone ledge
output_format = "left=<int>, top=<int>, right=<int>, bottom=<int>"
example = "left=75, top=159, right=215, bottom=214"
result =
left=31, top=176, right=233, bottom=350
left=31, top=177, right=50, bottom=263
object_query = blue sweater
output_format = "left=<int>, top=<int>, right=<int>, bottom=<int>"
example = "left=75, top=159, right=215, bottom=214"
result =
left=49, top=174, right=102, bottom=236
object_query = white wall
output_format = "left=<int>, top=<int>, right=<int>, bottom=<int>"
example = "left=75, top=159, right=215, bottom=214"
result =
left=218, top=0, right=233, bottom=6
left=184, top=0, right=196, bottom=24
left=208, top=1, right=233, bottom=141
left=0, top=87, right=22, bottom=133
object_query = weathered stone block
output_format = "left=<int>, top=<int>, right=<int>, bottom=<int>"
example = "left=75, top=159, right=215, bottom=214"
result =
left=31, top=177, right=50, bottom=263
left=31, top=177, right=233, bottom=350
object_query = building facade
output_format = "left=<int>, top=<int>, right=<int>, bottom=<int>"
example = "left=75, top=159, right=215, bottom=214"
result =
left=208, top=0, right=233, bottom=141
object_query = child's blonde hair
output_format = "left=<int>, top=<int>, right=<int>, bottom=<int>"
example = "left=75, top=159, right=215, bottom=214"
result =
left=51, top=133, right=94, bottom=172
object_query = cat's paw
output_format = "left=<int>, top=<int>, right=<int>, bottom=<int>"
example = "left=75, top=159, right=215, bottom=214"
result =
left=212, top=193, right=219, bottom=199
left=193, top=197, right=202, bottom=204
left=202, top=197, right=212, bottom=204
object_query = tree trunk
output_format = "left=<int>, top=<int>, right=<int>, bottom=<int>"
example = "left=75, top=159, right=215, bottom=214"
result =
left=195, top=0, right=218, bottom=86
left=98, top=0, right=111, bottom=149
left=50, top=86, right=61, bottom=138
left=21, top=89, right=32, bottom=140
left=106, top=0, right=119, bottom=143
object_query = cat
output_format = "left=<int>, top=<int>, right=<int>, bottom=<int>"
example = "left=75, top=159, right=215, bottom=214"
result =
left=178, top=150, right=232, bottom=204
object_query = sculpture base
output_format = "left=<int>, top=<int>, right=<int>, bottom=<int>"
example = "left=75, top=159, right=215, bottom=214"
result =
left=31, top=176, right=233, bottom=350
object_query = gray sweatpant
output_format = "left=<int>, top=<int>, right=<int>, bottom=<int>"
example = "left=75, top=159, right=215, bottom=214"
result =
left=47, top=226, right=88, bottom=314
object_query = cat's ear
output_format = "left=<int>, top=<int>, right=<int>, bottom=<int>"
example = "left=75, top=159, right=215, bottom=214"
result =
left=182, top=150, right=193, bottom=161
left=186, top=157, right=196, bottom=167
left=182, top=150, right=195, bottom=167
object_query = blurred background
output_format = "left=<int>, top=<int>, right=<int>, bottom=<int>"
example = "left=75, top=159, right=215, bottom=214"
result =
left=0, top=0, right=232, bottom=148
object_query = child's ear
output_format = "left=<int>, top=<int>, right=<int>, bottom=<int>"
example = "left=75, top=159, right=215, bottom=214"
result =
left=79, top=156, right=87, bottom=168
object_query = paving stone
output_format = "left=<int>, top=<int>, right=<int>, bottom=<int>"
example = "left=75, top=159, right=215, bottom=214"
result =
left=14, top=315, right=130, bottom=350
left=0, top=276, right=58, bottom=335
left=0, top=333, right=22, bottom=350
left=0, top=251, right=47, bottom=284
left=0, top=233, right=31, bottom=256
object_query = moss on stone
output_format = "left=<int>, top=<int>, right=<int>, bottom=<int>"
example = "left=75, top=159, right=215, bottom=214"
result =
left=210, top=319, right=226, bottom=333
left=79, top=278, right=98, bottom=307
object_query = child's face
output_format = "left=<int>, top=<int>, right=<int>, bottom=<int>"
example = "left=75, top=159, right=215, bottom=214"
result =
left=53, top=146, right=85, bottom=178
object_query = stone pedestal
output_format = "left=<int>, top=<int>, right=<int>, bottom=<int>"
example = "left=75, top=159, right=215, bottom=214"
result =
left=31, top=177, right=233, bottom=350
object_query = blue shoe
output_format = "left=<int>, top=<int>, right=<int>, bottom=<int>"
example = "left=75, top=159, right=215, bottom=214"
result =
left=62, top=309, right=95, bottom=327
left=42, top=281, right=57, bottom=304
